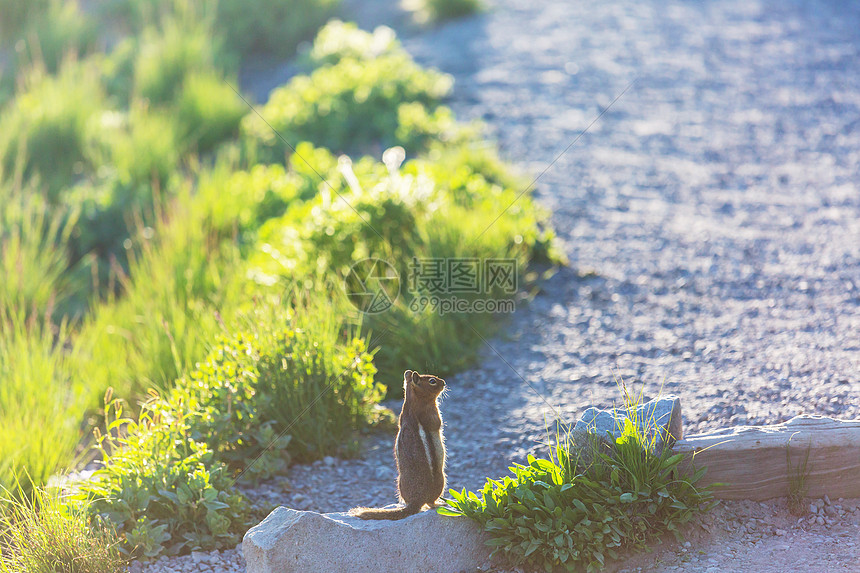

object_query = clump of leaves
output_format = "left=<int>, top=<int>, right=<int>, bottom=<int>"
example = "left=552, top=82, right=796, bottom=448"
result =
left=241, top=48, right=452, bottom=157
left=75, top=397, right=252, bottom=559
left=441, top=419, right=715, bottom=572
left=0, top=483, right=127, bottom=573
left=302, top=20, right=400, bottom=68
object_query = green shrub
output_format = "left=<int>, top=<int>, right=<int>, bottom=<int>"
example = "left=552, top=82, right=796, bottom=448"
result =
left=241, top=53, right=452, bottom=157
left=171, top=295, right=381, bottom=479
left=214, top=0, right=337, bottom=58
left=16, top=0, right=97, bottom=74
left=303, top=20, right=399, bottom=68
left=0, top=311, right=89, bottom=498
left=0, top=61, right=107, bottom=200
left=76, top=398, right=252, bottom=558
left=247, top=143, right=557, bottom=384
left=133, top=13, right=221, bottom=106
left=194, top=152, right=323, bottom=249
left=175, top=71, right=246, bottom=152
left=86, top=104, right=183, bottom=188
left=0, top=484, right=127, bottom=573
left=441, top=419, right=714, bottom=572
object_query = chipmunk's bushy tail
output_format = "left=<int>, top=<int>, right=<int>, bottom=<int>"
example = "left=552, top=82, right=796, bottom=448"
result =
left=349, top=501, right=422, bottom=520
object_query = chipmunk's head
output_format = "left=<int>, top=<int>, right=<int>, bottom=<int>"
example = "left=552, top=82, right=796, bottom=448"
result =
left=403, top=370, right=446, bottom=401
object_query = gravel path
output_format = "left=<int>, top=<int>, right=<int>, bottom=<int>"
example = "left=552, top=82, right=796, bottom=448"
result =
left=138, top=0, right=860, bottom=570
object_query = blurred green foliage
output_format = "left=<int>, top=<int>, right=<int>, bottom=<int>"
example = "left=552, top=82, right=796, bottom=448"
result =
left=15, top=1, right=97, bottom=74
left=132, top=12, right=222, bottom=106
left=302, top=20, right=400, bottom=68
left=243, top=20, right=454, bottom=157
left=247, top=142, right=558, bottom=384
left=214, top=0, right=338, bottom=58
left=0, top=311, right=89, bottom=499
left=0, top=62, right=107, bottom=200
left=175, top=71, right=246, bottom=152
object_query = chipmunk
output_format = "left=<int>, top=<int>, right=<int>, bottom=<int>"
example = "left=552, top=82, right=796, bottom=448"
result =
left=350, top=370, right=446, bottom=520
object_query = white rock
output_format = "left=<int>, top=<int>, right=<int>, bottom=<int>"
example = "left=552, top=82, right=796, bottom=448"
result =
left=191, top=551, right=209, bottom=563
left=243, top=506, right=491, bottom=573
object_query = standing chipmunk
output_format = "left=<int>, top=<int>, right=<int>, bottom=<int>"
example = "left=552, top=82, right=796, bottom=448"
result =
left=350, top=370, right=446, bottom=520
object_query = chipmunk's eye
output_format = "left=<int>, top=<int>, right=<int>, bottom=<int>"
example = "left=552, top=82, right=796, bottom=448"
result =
left=428, top=378, right=437, bottom=385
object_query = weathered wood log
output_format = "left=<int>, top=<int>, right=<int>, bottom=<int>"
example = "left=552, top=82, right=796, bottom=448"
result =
left=673, top=415, right=860, bottom=500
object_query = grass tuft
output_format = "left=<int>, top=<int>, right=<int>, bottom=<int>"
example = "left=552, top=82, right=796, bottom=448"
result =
left=0, top=483, right=127, bottom=573
left=0, top=311, right=88, bottom=499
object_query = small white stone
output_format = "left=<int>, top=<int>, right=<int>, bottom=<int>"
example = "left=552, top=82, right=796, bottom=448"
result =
left=323, top=456, right=336, bottom=467
left=191, top=551, right=209, bottom=563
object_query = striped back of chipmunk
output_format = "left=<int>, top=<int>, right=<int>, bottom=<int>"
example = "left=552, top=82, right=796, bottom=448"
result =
left=417, top=423, right=445, bottom=479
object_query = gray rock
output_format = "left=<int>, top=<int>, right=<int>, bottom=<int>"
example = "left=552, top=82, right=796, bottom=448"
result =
left=572, top=396, right=683, bottom=455
left=243, top=506, right=491, bottom=573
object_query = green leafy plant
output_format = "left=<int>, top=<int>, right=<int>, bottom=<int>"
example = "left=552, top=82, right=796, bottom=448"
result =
left=76, top=397, right=252, bottom=558
left=0, top=483, right=127, bottom=573
left=302, top=20, right=400, bottom=68
left=242, top=51, right=452, bottom=157
left=169, top=296, right=382, bottom=480
left=247, top=142, right=558, bottom=386
left=75, top=291, right=381, bottom=556
left=441, top=413, right=715, bottom=572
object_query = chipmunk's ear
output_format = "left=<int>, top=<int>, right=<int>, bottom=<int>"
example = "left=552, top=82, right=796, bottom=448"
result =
left=403, top=370, right=413, bottom=390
